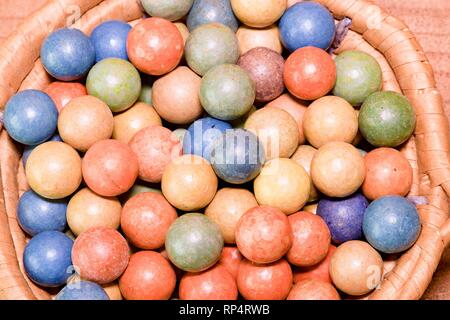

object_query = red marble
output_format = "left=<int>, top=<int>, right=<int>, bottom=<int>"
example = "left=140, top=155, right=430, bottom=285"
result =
left=293, top=245, right=336, bottom=284
left=287, top=211, right=331, bottom=267
left=287, top=279, right=340, bottom=300
left=362, top=147, right=413, bottom=200
left=217, top=246, right=243, bottom=279
left=237, top=258, right=293, bottom=300
left=159, top=248, right=184, bottom=280
left=45, top=81, right=87, bottom=112
left=82, top=139, right=139, bottom=197
left=121, top=192, right=178, bottom=250
left=119, top=251, right=176, bottom=300
left=129, top=125, right=182, bottom=183
left=127, top=17, right=184, bottom=76
left=72, top=227, right=130, bottom=284
left=235, top=206, right=292, bottom=264
left=179, top=265, right=238, bottom=300
left=283, top=46, right=336, bottom=101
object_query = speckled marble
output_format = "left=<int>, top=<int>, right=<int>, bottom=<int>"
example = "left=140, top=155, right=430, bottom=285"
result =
left=235, top=206, right=292, bottom=263
left=359, top=91, right=416, bottom=147
left=238, top=47, right=285, bottom=102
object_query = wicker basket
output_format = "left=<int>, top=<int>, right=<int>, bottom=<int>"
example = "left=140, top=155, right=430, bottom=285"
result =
left=0, top=0, right=449, bottom=300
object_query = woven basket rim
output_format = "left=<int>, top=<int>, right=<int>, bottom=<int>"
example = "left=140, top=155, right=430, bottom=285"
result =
left=0, top=0, right=449, bottom=300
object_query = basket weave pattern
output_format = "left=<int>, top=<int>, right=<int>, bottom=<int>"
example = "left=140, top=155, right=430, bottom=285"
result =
left=0, top=0, right=449, bottom=300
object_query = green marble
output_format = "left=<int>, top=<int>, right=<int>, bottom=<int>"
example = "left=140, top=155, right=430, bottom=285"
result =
left=86, top=58, right=141, bottom=112
left=141, top=0, right=194, bottom=21
left=359, top=91, right=416, bottom=147
left=200, top=64, right=255, bottom=121
left=333, top=50, right=382, bottom=106
left=185, top=23, right=239, bottom=76
left=165, top=213, right=224, bottom=272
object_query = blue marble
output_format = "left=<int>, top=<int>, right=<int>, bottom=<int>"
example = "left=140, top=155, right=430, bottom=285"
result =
left=317, top=193, right=369, bottom=244
left=187, top=0, right=238, bottom=32
left=279, top=2, right=336, bottom=52
left=24, top=231, right=73, bottom=287
left=183, top=117, right=232, bottom=162
left=211, top=129, right=265, bottom=184
left=56, top=280, right=109, bottom=300
left=91, top=20, right=131, bottom=62
left=41, top=28, right=95, bottom=81
left=22, top=133, right=62, bottom=166
left=3, top=90, right=58, bottom=145
left=18, top=190, right=67, bottom=236
left=363, top=195, right=421, bottom=254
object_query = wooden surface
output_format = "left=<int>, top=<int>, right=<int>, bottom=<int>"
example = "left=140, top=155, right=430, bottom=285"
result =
left=377, top=0, right=450, bottom=137
left=0, top=0, right=448, bottom=300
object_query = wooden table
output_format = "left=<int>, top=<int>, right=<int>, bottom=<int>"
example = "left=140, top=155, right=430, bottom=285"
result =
left=0, top=0, right=449, bottom=300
